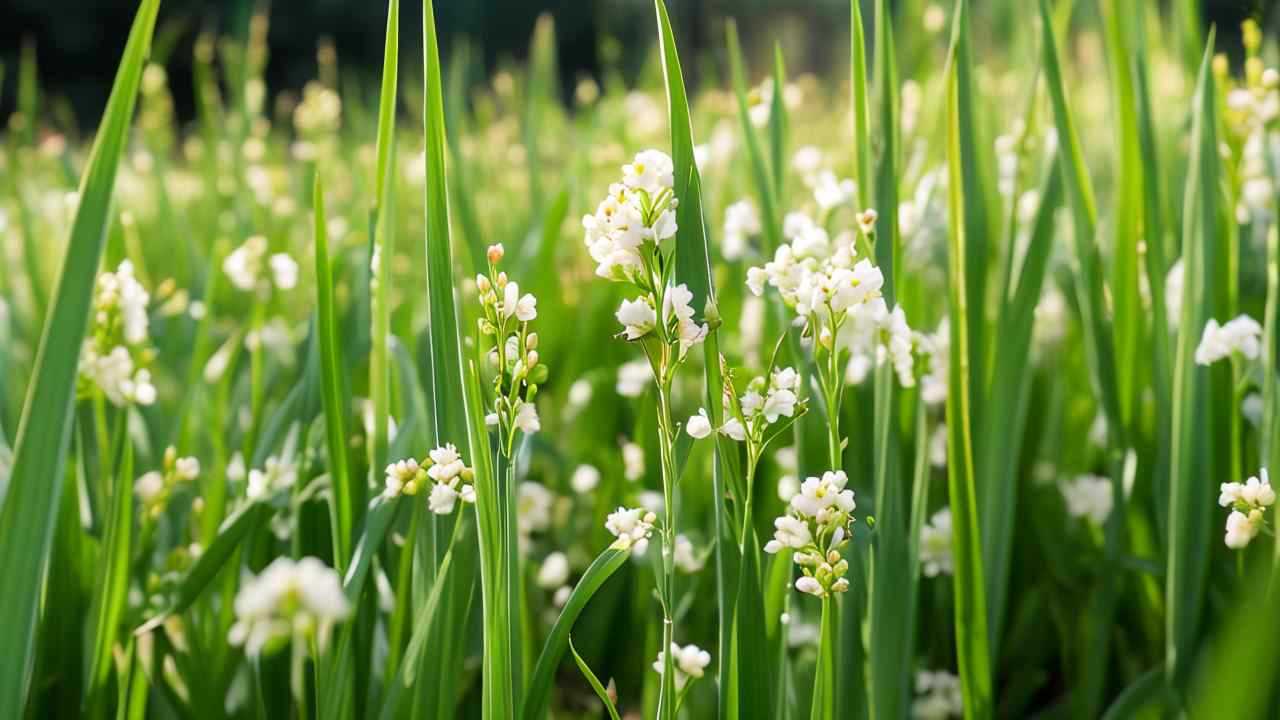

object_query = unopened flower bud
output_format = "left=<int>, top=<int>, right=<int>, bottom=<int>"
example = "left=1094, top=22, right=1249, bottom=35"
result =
left=526, top=332, right=539, bottom=350
left=477, top=274, right=491, bottom=293
left=858, top=209, right=878, bottom=234
left=487, top=244, right=505, bottom=264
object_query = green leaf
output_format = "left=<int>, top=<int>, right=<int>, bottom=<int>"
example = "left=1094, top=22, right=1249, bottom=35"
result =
left=134, top=500, right=272, bottom=635
left=944, top=10, right=993, bottom=715
left=725, top=19, right=782, bottom=253
left=569, top=637, right=622, bottom=720
left=0, top=1, right=160, bottom=714
left=83, top=433, right=134, bottom=707
left=314, top=174, right=355, bottom=569
left=1165, top=32, right=1220, bottom=690
left=523, top=547, right=629, bottom=720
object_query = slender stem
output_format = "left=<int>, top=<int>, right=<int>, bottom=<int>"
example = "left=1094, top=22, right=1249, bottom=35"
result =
left=811, top=596, right=835, bottom=720
left=655, top=380, right=680, bottom=720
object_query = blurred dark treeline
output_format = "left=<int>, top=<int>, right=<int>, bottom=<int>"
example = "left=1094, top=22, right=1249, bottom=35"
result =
left=0, top=0, right=1275, bottom=132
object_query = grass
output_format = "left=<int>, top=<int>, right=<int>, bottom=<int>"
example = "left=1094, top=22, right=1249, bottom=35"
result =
left=2, top=0, right=1280, bottom=718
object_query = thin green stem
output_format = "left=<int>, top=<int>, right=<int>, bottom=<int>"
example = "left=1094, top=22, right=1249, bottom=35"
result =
left=654, top=380, right=680, bottom=720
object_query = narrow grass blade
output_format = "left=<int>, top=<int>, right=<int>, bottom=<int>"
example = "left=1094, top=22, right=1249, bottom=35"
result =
left=569, top=637, right=622, bottom=720
left=523, top=547, right=630, bottom=720
left=83, top=434, right=133, bottom=707
left=314, top=174, right=355, bottom=569
left=1165, top=34, right=1220, bottom=690
left=944, top=24, right=993, bottom=717
left=768, top=43, right=788, bottom=202
left=0, top=2, right=159, bottom=714
left=850, top=0, right=871, bottom=198
left=134, top=500, right=271, bottom=634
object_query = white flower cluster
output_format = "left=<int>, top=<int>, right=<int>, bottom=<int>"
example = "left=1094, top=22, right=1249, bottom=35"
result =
left=583, top=150, right=677, bottom=283
left=1061, top=475, right=1113, bottom=527
left=912, top=670, right=963, bottom=719
left=687, top=366, right=800, bottom=442
left=223, top=235, right=299, bottom=295
left=228, top=556, right=351, bottom=656
left=764, top=470, right=856, bottom=598
left=1219, top=468, right=1276, bottom=549
left=605, top=506, right=657, bottom=553
left=616, top=283, right=708, bottom=360
left=135, top=446, right=200, bottom=519
left=246, top=455, right=298, bottom=501
left=79, top=260, right=157, bottom=407
left=477, top=244, right=544, bottom=444
left=1194, top=314, right=1262, bottom=366
left=383, top=444, right=476, bottom=515
left=652, top=642, right=712, bottom=689
left=919, top=508, right=954, bottom=578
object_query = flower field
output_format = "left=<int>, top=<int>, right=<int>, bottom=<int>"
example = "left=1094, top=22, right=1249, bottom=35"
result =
left=1, top=0, right=1279, bottom=718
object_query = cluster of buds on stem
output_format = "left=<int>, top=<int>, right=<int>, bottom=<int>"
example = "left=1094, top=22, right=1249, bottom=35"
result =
left=384, top=443, right=476, bottom=515
left=134, top=445, right=201, bottom=519
left=764, top=470, right=857, bottom=598
left=476, top=244, right=545, bottom=451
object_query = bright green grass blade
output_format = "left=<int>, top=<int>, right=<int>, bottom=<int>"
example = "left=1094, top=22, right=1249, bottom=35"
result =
left=314, top=174, right=354, bottom=569
left=945, top=0, right=991, bottom=447
left=83, top=433, right=133, bottom=708
left=866, top=5, right=910, bottom=720
left=342, top=495, right=401, bottom=601
left=979, top=152, right=1063, bottom=647
left=735, top=521, right=774, bottom=720
left=1099, top=668, right=1167, bottom=720
left=768, top=43, right=787, bottom=202
left=725, top=20, right=781, bottom=253
left=1187, top=560, right=1280, bottom=719
left=523, top=547, right=629, bottom=720
left=654, top=0, right=712, bottom=315
left=569, top=637, right=622, bottom=720
left=1036, top=0, right=1120, bottom=433
left=1098, top=0, right=1144, bottom=432
left=369, top=0, right=400, bottom=530
left=1165, top=34, right=1220, bottom=692
left=850, top=0, right=871, bottom=199
left=134, top=499, right=272, bottom=634
left=0, top=1, right=159, bottom=714
left=422, top=0, right=468, bottom=453
left=944, top=27, right=993, bottom=719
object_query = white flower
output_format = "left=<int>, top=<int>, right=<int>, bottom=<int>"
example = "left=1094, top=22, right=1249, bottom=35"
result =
left=428, top=482, right=462, bottom=514
left=1164, top=260, right=1184, bottom=329
left=674, top=534, right=703, bottom=573
left=913, top=670, right=963, bottom=719
left=622, top=441, right=645, bottom=481
left=121, top=368, right=157, bottom=406
left=920, top=509, right=954, bottom=577
left=537, top=552, right=570, bottom=589
left=879, top=305, right=916, bottom=388
left=764, top=515, right=813, bottom=553
left=790, top=471, right=856, bottom=522
left=723, top=199, right=762, bottom=261
left=812, top=171, right=857, bottom=211
left=762, top=387, right=797, bottom=423
left=269, top=253, right=299, bottom=290
left=686, top=409, right=713, bottom=439
left=605, top=506, right=656, bottom=553
left=1225, top=509, right=1264, bottom=549
left=1195, top=314, right=1262, bottom=365
left=720, top=418, right=747, bottom=441
left=663, top=283, right=708, bottom=355
left=553, top=585, right=572, bottom=607
left=501, top=281, right=537, bottom=321
left=622, top=149, right=675, bottom=195
left=228, top=556, right=350, bottom=656
left=134, top=471, right=165, bottom=503
left=1243, top=392, right=1264, bottom=427
left=617, top=297, right=657, bottom=340
left=616, top=358, right=652, bottom=397
left=224, top=236, right=269, bottom=292
left=653, top=642, right=711, bottom=687
left=247, top=456, right=298, bottom=500
left=384, top=458, right=424, bottom=498
left=174, top=456, right=201, bottom=481
left=795, top=576, right=825, bottom=596
left=571, top=464, right=601, bottom=494
left=519, top=482, right=555, bottom=534
left=793, top=146, right=824, bottom=176
left=1061, top=475, right=1113, bottom=526
left=514, top=401, right=541, bottom=434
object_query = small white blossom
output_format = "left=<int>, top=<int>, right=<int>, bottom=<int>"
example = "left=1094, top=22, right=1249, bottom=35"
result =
left=617, top=297, right=657, bottom=340
left=1195, top=314, right=1262, bottom=365
left=674, top=534, right=703, bottom=573
left=653, top=642, right=711, bottom=689
left=605, top=506, right=656, bottom=553
left=571, top=464, right=601, bottom=494
left=622, top=441, right=645, bottom=481
left=616, top=358, right=652, bottom=398
left=228, top=556, right=351, bottom=656
left=920, top=509, right=954, bottom=577
left=537, top=552, right=570, bottom=589
left=913, top=670, right=963, bottom=719
left=1061, top=475, right=1113, bottom=526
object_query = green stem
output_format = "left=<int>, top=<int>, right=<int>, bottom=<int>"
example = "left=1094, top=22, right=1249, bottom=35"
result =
left=811, top=597, right=835, bottom=720
left=655, top=380, right=680, bottom=720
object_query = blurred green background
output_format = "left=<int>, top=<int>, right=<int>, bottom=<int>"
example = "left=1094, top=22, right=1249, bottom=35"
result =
left=0, top=0, right=1275, bottom=130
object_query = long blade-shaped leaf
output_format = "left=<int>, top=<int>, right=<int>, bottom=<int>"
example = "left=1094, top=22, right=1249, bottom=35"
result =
left=0, top=1, right=159, bottom=714
left=944, top=19, right=993, bottom=716
left=523, top=547, right=629, bottom=720
left=83, top=434, right=133, bottom=707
